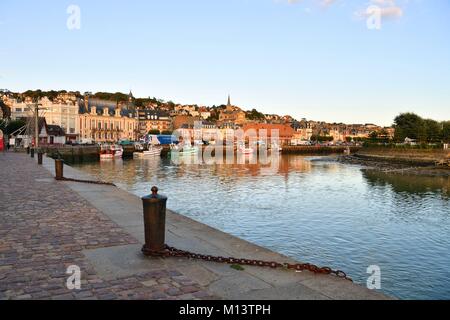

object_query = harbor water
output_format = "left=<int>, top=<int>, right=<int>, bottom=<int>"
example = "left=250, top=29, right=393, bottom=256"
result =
left=73, top=155, right=450, bottom=299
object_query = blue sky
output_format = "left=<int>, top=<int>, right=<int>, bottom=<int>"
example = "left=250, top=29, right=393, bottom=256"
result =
left=1, top=0, right=449, bottom=126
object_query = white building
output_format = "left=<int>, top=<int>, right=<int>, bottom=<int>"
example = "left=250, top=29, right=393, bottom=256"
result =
left=8, top=96, right=80, bottom=141
left=39, top=97, right=79, bottom=141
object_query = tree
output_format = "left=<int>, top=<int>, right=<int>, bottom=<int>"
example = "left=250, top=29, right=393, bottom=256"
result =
left=1, top=119, right=26, bottom=135
left=0, top=100, right=11, bottom=119
left=246, top=108, right=265, bottom=121
left=310, top=135, right=333, bottom=142
left=393, top=113, right=427, bottom=142
left=369, top=131, right=379, bottom=140
left=423, top=119, right=442, bottom=142
left=442, top=121, right=450, bottom=143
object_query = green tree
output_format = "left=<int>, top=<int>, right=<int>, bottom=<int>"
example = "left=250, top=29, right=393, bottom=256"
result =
left=310, top=135, right=333, bottom=142
left=1, top=119, right=26, bottom=135
left=423, top=119, right=442, bottom=142
left=369, top=131, right=379, bottom=140
left=246, top=109, right=265, bottom=120
left=0, top=100, right=11, bottom=119
left=442, top=121, right=450, bottom=143
left=393, top=113, right=427, bottom=142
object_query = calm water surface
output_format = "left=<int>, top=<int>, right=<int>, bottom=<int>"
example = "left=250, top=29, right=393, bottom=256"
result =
left=74, top=155, right=450, bottom=299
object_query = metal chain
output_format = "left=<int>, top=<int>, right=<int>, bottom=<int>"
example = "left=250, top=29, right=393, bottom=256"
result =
left=143, top=245, right=352, bottom=282
left=58, top=177, right=116, bottom=186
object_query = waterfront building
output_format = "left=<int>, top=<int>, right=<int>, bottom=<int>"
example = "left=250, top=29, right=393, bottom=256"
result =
left=78, top=96, right=139, bottom=142
left=172, top=115, right=200, bottom=130
left=292, top=120, right=314, bottom=142
left=7, top=94, right=79, bottom=142
left=46, top=125, right=66, bottom=145
left=39, top=96, right=79, bottom=142
left=138, top=109, right=172, bottom=134
left=8, top=98, right=34, bottom=120
left=242, top=123, right=295, bottom=145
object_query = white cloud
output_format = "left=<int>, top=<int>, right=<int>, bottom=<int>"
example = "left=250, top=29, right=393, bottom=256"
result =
left=321, top=0, right=337, bottom=6
left=370, top=0, right=395, bottom=5
left=355, top=0, right=404, bottom=21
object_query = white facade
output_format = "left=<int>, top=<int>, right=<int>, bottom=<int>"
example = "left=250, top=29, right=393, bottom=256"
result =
left=40, top=97, right=79, bottom=137
left=9, top=100, right=35, bottom=120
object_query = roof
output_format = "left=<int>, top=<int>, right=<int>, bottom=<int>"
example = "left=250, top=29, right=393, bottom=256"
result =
left=78, top=99, right=138, bottom=118
left=47, top=125, right=65, bottom=136
left=242, top=123, right=295, bottom=137
left=139, top=109, right=171, bottom=120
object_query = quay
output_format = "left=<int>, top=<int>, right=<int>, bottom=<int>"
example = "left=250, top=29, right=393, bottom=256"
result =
left=26, top=145, right=362, bottom=164
left=0, top=151, right=390, bottom=300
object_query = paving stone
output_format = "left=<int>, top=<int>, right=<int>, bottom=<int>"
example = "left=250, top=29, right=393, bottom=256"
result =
left=0, top=153, right=214, bottom=301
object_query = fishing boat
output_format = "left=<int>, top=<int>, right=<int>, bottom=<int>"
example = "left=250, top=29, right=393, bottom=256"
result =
left=133, top=144, right=163, bottom=158
left=100, top=144, right=123, bottom=160
left=170, top=143, right=199, bottom=155
left=134, top=142, right=145, bottom=151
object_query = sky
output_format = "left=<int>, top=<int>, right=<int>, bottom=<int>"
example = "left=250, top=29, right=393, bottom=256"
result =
left=1, top=0, right=449, bottom=126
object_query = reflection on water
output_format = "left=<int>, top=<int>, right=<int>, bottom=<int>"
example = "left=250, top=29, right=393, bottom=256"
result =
left=363, top=169, right=450, bottom=197
left=74, top=155, right=450, bottom=299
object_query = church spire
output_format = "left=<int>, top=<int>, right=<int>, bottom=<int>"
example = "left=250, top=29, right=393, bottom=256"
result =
left=227, top=94, right=231, bottom=107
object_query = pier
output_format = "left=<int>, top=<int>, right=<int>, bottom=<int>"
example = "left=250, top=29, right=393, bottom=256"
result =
left=0, top=151, right=390, bottom=300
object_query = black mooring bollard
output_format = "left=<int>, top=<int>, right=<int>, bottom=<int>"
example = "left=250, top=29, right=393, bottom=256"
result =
left=38, top=151, right=43, bottom=165
left=55, top=159, right=64, bottom=180
left=30, top=148, right=35, bottom=158
left=141, top=186, right=168, bottom=256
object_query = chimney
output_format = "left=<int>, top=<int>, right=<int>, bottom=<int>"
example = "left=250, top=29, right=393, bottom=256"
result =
left=91, top=106, right=97, bottom=115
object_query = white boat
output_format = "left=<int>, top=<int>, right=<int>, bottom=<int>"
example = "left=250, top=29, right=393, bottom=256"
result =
left=100, top=144, right=123, bottom=160
left=170, top=143, right=199, bottom=155
left=237, top=144, right=254, bottom=155
left=271, top=144, right=283, bottom=153
left=133, top=145, right=163, bottom=158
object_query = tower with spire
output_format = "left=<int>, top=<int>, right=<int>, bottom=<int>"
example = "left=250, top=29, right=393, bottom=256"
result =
left=226, top=94, right=232, bottom=112
left=127, top=90, right=135, bottom=110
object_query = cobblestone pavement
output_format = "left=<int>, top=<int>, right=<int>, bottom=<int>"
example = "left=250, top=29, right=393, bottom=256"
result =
left=0, top=152, right=216, bottom=300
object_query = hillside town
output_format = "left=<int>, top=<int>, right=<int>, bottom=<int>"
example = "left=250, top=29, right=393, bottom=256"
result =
left=0, top=89, right=394, bottom=147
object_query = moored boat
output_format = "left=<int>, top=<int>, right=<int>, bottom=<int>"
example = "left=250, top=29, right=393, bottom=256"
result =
left=133, top=145, right=163, bottom=158
left=237, top=143, right=254, bottom=155
left=170, top=143, right=199, bottom=155
left=100, top=144, right=123, bottom=160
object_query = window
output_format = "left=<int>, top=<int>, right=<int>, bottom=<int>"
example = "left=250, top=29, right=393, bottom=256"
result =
left=15, top=108, right=22, bottom=112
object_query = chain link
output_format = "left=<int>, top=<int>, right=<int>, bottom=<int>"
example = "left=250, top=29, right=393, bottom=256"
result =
left=59, top=177, right=116, bottom=186
left=143, top=244, right=352, bottom=282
